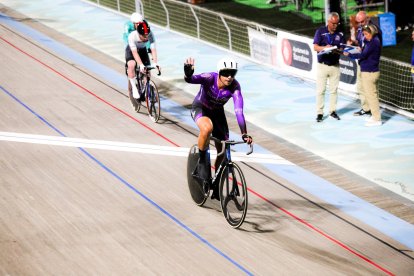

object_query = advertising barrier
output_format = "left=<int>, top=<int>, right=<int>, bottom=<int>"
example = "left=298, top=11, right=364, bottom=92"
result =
left=275, top=31, right=316, bottom=80
left=249, top=30, right=358, bottom=95
left=247, top=27, right=277, bottom=67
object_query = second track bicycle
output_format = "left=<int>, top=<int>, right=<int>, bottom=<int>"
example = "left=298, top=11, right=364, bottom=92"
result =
left=128, top=65, right=161, bottom=122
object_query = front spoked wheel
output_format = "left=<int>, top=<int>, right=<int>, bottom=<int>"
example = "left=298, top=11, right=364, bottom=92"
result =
left=219, top=163, right=248, bottom=228
left=145, top=80, right=160, bottom=122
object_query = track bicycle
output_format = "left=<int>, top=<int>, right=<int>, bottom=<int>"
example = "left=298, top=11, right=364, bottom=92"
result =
left=187, top=136, right=253, bottom=228
left=128, top=65, right=161, bottom=122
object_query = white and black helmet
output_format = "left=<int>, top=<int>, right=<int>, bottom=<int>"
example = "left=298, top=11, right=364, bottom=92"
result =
left=217, top=57, right=238, bottom=75
left=130, top=12, right=143, bottom=23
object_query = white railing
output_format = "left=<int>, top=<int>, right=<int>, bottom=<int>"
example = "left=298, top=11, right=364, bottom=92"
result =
left=86, top=0, right=413, bottom=113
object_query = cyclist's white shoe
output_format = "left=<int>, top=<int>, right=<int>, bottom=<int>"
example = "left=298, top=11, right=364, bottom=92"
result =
left=129, top=78, right=139, bottom=99
left=132, top=88, right=139, bottom=99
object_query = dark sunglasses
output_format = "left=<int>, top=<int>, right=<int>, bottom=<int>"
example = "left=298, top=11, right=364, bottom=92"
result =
left=219, top=69, right=237, bottom=78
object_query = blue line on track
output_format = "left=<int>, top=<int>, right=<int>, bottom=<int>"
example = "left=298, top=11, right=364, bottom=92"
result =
left=0, top=84, right=253, bottom=275
left=1, top=8, right=413, bottom=251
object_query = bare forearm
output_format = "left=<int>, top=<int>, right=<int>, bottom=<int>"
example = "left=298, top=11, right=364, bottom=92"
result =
left=151, top=48, right=158, bottom=64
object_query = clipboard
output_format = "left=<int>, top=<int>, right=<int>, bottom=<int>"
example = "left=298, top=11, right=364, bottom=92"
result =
left=317, top=46, right=338, bottom=56
left=342, top=45, right=361, bottom=55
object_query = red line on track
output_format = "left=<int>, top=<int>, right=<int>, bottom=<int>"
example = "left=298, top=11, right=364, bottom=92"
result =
left=248, top=187, right=394, bottom=276
left=0, top=36, right=179, bottom=147
left=0, top=36, right=395, bottom=276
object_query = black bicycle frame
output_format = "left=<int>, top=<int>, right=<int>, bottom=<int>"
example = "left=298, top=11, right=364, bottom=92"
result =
left=211, top=145, right=232, bottom=187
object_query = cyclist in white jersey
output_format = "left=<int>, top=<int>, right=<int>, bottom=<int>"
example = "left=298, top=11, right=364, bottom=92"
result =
left=125, top=14, right=159, bottom=101
left=123, top=13, right=142, bottom=47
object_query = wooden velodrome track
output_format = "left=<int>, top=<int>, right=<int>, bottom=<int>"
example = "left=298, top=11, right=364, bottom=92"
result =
left=1, top=7, right=413, bottom=276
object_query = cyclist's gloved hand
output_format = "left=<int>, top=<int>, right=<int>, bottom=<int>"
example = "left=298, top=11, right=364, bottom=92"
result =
left=154, top=63, right=161, bottom=75
left=184, top=63, right=194, bottom=78
left=139, top=64, right=145, bottom=73
left=184, top=57, right=195, bottom=78
left=242, top=134, right=253, bottom=145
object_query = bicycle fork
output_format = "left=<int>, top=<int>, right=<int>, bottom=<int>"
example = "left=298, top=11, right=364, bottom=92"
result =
left=225, top=146, right=241, bottom=197
left=211, top=147, right=233, bottom=195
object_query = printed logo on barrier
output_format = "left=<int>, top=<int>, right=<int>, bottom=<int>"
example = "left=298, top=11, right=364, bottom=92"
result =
left=282, top=38, right=312, bottom=71
left=251, top=38, right=272, bottom=64
left=339, top=56, right=357, bottom=84
left=247, top=27, right=277, bottom=66
left=282, top=38, right=292, bottom=66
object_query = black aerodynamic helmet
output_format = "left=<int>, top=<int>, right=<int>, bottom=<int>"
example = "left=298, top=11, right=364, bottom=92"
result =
left=137, top=20, right=151, bottom=36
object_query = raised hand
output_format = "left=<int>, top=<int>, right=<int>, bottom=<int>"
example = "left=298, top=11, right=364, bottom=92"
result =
left=184, top=57, right=195, bottom=78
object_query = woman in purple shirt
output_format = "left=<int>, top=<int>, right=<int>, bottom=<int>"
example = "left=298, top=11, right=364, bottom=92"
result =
left=346, top=24, right=382, bottom=127
left=184, top=57, right=253, bottom=182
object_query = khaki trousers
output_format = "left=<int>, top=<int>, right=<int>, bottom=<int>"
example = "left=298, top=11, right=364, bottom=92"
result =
left=316, top=63, right=340, bottom=115
left=361, top=71, right=381, bottom=121
left=356, top=64, right=369, bottom=111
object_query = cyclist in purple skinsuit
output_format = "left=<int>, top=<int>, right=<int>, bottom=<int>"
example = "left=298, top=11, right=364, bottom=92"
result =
left=184, top=57, right=253, bottom=186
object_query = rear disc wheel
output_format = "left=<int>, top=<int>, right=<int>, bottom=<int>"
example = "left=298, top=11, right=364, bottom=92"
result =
left=187, top=145, right=209, bottom=206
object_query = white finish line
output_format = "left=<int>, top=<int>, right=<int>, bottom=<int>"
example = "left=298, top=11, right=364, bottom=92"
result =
left=0, top=132, right=293, bottom=165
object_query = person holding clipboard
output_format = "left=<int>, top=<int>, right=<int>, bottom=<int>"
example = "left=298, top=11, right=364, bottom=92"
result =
left=313, top=12, right=345, bottom=123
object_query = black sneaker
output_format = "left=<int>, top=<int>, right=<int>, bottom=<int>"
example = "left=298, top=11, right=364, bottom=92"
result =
left=316, top=114, right=323, bottom=122
left=330, top=111, right=340, bottom=120
left=353, top=109, right=371, bottom=116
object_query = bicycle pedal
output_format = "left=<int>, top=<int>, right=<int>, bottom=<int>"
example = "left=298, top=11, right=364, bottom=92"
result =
left=211, top=191, right=220, bottom=201
left=202, top=180, right=210, bottom=195
left=210, top=184, right=219, bottom=201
